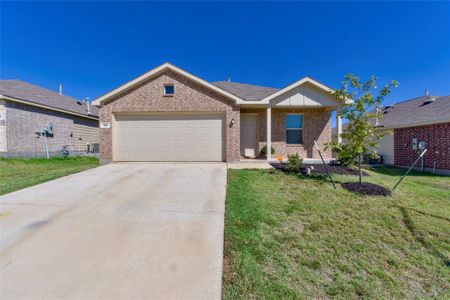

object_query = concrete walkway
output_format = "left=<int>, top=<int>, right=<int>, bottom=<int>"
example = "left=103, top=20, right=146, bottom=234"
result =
left=0, top=163, right=227, bottom=300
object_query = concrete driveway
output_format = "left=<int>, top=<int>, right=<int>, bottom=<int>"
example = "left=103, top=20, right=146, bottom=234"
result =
left=0, top=163, right=227, bottom=300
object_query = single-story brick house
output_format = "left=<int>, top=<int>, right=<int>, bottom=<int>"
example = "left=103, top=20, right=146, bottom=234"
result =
left=92, top=63, right=343, bottom=163
left=379, top=94, right=450, bottom=173
left=0, top=80, right=99, bottom=157
left=334, top=94, right=450, bottom=174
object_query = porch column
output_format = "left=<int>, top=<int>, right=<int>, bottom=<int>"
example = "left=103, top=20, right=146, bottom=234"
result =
left=336, top=107, right=342, bottom=144
left=266, top=106, right=272, bottom=160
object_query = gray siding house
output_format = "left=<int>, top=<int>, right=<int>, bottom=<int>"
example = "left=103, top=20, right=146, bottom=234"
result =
left=0, top=80, right=99, bottom=157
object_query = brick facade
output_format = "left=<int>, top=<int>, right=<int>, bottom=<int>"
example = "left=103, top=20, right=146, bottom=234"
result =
left=1, top=100, right=98, bottom=157
left=241, top=108, right=332, bottom=159
left=99, top=70, right=334, bottom=163
left=394, top=122, right=450, bottom=170
left=99, top=70, right=241, bottom=163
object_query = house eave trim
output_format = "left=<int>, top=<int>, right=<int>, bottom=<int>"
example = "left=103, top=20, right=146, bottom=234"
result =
left=259, top=77, right=336, bottom=104
left=383, top=119, right=450, bottom=130
left=0, top=94, right=99, bottom=120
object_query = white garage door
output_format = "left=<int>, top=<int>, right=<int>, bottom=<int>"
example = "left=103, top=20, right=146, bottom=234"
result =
left=114, top=114, right=224, bottom=162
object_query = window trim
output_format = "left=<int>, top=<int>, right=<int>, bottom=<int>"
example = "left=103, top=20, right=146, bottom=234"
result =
left=286, top=113, right=303, bottom=145
left=163, top=84, right=175, bottom=96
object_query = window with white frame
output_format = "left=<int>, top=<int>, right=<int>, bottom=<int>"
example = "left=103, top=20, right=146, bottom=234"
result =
left=164, top=84, right=175, bottom=96
left=286, top=114, right=303, bottom=144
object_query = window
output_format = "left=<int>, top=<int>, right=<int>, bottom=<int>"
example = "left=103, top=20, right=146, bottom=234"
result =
left=286, top=114, right=303, bottom=144
left=164, top=84, right=174, bottom=96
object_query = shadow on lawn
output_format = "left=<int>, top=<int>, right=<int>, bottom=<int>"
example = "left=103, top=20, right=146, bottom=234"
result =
left=396, top=205, right=450, bottom=267
left=369, top=165, right=447, bottom=178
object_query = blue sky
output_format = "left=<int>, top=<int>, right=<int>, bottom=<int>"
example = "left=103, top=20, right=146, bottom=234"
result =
left=2, top=1, right=450, bottom=122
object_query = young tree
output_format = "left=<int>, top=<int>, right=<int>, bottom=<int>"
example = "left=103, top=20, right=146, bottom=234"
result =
left=328, top=74, right=399, bottom=184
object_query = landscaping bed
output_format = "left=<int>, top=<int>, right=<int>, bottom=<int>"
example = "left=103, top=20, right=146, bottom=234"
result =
left=0, top=156, right=99, bottom=195
left=270, top=162, right=369, bottom=176
left=342, top=182, right=391, bottom=196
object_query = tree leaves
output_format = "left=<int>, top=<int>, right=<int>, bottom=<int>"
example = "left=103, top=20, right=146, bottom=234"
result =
left=327, top=74, right=399, bottom=168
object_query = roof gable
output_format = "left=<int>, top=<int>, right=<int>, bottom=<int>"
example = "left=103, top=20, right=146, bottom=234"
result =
left=260, top=77, right=335, bottom=104
left=92, top=63, right=243, bottom=105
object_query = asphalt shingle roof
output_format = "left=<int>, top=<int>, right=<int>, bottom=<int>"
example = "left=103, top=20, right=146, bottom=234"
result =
left=378, top=95, right=450, bottom=128
left=0, top=79, right=99, bottom=118
left=213, top=81, right=279, bottom=101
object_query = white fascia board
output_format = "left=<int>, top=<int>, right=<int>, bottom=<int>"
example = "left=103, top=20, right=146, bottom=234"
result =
left=259, top=77, right=335, bottom=104
left=237, top=101, right=267, bottom=106
left=92, top=63, right=243, bottom=106
left=0, top=94, right=99, bottom=121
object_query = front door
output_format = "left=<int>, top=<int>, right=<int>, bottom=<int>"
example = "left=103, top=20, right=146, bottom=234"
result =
left=240, top=115, right=258, bottom=157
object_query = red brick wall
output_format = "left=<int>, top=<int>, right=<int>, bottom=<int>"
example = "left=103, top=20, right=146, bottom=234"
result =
left=99, top=70, right=240, bottom=162
left=394, top=122, right=450, bottom=170
left=240, top=108, right=332, bottom=159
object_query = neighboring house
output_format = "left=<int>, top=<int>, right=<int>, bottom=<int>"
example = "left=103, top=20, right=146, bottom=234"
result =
left=0, top=80, right=99, bottom=157
left=92, top=63, right=343, bottom=163
left=333, top=94, right=450, bottom=173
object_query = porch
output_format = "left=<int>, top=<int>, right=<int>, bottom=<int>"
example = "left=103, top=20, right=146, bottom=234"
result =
left=239, top=107, right=342, bottom=161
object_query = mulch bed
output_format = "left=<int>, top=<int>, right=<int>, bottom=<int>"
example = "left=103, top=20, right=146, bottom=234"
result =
left=303, top=164, right=369, bottom=176
left=342, top=182, right=392, bottom=196
left=270, top=163, right=369, bottom=176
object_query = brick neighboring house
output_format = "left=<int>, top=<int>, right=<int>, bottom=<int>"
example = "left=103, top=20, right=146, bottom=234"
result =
left=0, top=80, right=99, bottom=157
left=93, top=63, right=343, bottom=163
left=334, top=94, right=450, bottom=174
left=386, top=95, right=450, bottom=173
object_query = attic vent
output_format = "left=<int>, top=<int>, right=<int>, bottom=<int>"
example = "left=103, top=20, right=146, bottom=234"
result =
left=422, top=98, right=436, bottom=105
left=76, top=101, right=83, bottom=105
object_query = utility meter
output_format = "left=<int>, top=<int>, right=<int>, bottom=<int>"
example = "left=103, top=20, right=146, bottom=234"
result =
left=418, top=141, right=427, bottom=150
left=412, top=138, right=418, bottom=150
left=44, top=122, right=54, bottom=135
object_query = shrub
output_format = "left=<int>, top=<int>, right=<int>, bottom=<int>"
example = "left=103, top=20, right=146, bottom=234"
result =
left=285, top=153, right=303, bottom=173
left=333, top=145, right=356, bottom=166
left=260, top=146, right=275, bottom=156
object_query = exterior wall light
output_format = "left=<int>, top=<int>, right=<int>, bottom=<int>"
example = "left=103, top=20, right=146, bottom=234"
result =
left=230, top=118, right=235, bottom=127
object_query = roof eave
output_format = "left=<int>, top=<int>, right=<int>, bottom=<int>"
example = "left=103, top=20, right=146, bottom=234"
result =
left=258, top=77, right=337, bottom=104
left=0, top=94, right=99, bottom=120
left=382, top=118, right=450, bottom=130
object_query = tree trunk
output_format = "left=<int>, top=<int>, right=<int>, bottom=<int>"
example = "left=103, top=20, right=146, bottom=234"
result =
left=358, top=154, right=362, bottom=185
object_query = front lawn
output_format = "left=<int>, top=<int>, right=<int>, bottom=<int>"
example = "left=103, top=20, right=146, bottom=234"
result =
left=223, top=167, right=450, bottom=299
left=0, top=156, right=99, bottom=195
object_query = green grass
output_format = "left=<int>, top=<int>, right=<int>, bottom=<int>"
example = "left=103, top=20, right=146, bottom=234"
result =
left=0, top=156, right=99, bottom=195
left=223, top=166, right=450, bottom=299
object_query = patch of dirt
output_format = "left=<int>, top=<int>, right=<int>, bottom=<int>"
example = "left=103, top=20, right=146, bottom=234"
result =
left=270, top=163, right=369, bottom=176
left=342, top=182, right=392, bottom=196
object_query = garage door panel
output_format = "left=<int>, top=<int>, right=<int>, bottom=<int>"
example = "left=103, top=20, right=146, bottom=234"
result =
left=114, top=114, right=224, bottom=162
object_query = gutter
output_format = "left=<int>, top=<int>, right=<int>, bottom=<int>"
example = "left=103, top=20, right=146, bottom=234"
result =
left=0, top=94, right=99, bottom=121
left=379, top=118, right=450, bottom=130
